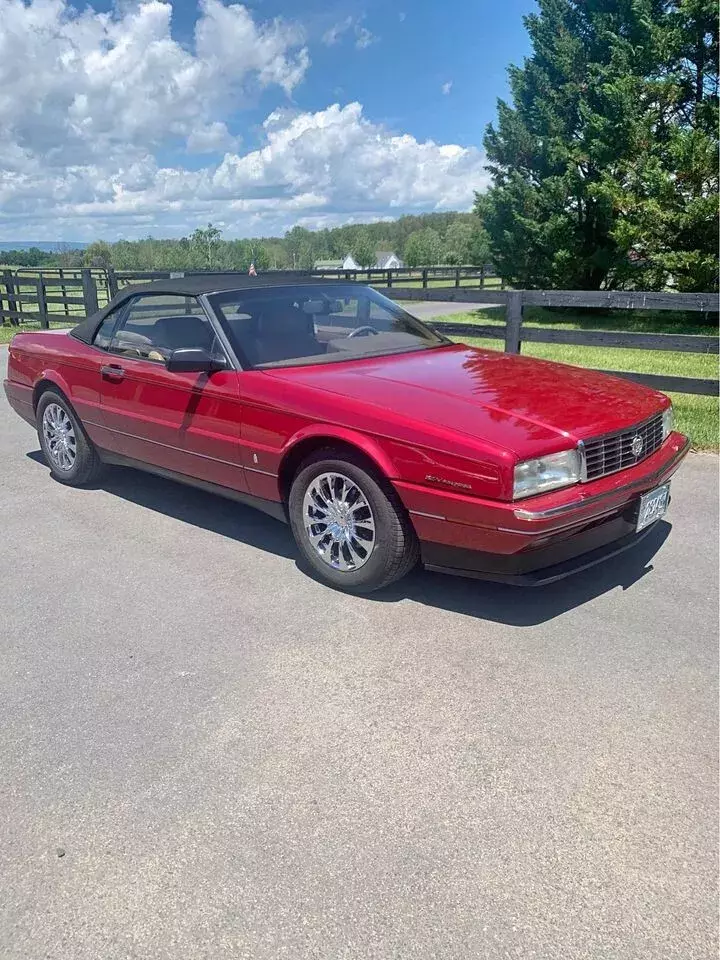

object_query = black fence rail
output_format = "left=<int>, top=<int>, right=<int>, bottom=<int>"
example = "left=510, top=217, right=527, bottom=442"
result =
left=1, top=270, right=717, bottom=396
left=391, top=288, right=718, bottom=396
left=1, top=268, right=111, bottom=322
left=12, top=267, right=114, bottom=309
left=312, top=265, right=503, bottom=289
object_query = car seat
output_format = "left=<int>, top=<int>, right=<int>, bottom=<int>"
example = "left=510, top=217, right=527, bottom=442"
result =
left=243, top=303, right=320, bottom=365
left=153, top=314, right=216, bottom=354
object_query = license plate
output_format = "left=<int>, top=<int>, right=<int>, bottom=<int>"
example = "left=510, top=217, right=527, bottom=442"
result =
left=636, top=483, right=670, bottom=532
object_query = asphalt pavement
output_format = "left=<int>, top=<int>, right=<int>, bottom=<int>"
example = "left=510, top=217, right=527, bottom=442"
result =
left=0, top=344, right=717, bottom=960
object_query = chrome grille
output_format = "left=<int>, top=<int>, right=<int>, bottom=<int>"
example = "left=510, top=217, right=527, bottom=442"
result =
left=582, top=413, right=665, bottom=481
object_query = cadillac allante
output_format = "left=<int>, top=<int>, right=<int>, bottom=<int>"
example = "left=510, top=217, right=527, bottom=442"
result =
left=3, top=277, right=688, bottom=593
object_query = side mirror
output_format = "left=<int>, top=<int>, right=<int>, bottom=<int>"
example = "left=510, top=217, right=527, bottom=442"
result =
left=166, top=348, right=226, bottom=373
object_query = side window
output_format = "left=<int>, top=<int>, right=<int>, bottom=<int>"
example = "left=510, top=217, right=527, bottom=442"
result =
left=108, top=295, right=223, bottom=364
left=93, top=307, right=123, bottom=350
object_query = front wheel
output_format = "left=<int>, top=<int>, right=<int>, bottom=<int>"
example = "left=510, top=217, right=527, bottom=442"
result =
left=288, top=450, right=419, bottom=593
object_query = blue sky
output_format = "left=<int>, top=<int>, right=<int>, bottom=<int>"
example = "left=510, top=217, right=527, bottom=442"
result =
left=165, top=0, right=535, bottom=159
left=0, top=0, right=536, bottom=240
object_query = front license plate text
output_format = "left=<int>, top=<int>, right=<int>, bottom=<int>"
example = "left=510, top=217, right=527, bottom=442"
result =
left=636, top=483, right=670, bottom=532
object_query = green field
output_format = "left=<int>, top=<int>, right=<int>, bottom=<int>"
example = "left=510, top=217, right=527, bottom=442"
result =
left=433, top=306, right=719, bottom=450
left=0, top=319, right=75, bottom=343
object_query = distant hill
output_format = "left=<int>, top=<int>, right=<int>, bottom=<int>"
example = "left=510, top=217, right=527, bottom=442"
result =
left=0, top=241, right=88, bottom=252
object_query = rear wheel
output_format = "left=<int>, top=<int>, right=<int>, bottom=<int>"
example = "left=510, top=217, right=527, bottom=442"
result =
left=288, top=450, right=419, bottom=593
left=36, top=390, right=104, bottom=486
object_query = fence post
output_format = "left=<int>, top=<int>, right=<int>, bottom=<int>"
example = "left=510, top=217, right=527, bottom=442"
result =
left=81, top=268, right=99, bottom=317
left=504, top=291, right=523, bottom=354
left=455, top=268, right=460, bottom=288
left=58, top=268, right=70, bottom=317
left=422, top=268, right=428, bottom=290
left=36, top=278, right=49, bottom=330
left=387, top=270, right=393, bottom=288
left=3, top=269, right=19, bottom=326
left=480, top=265, right=485, bottom=289
left=107, top=268, right=119, bottom=299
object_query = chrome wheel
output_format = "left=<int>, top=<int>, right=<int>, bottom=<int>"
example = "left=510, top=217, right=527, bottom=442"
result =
left=303, top=472, right=376, bottom=571
left=42, top=403, right=77, bottom=472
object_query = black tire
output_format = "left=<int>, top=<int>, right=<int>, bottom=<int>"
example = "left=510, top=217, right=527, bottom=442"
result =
left=36, top=389, right=104, bottom=486
left=288, top=449, right=419, bottom=593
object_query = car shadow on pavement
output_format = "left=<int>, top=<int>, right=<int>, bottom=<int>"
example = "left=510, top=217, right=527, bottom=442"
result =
left=375, top=523, right=670, bottom=626
left=28, top=452, right=671, bottom=626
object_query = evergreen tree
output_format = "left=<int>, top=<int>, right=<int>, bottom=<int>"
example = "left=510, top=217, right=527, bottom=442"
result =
left=477, top=0, right=718, bottom=290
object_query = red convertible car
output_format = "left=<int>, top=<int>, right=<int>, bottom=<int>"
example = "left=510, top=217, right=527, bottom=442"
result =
left=4, top=276, right=688, bottom=593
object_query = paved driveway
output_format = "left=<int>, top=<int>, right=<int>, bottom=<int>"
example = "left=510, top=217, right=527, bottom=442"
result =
left=0, top=346, right=717, bottom=960
left=404, top=299, right=500, bottom=320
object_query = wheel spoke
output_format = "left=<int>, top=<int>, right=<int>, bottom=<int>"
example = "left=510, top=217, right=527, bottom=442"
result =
left=310, top=490, right=329, bottom=514
left=335, top=543, right=353, bottom=571
left=346, top=538, right=367, bottom=564
left=307, top=526, right=329, bottom=546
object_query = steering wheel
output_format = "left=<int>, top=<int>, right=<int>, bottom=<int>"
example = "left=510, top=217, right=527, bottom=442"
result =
left=347, top=325, right=380, bottom=338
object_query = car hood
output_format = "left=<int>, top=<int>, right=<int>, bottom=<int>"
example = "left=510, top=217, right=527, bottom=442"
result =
left=265, top=345, right=667, bottom=457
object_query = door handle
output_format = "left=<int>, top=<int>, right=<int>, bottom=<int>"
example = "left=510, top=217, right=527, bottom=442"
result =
left=101, top=364, right=125, bottom=381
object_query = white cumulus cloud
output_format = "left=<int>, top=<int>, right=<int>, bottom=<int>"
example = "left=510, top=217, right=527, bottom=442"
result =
left=0, top=0, right=487, bottom=239
left=0, top=0, right=308, bottom=167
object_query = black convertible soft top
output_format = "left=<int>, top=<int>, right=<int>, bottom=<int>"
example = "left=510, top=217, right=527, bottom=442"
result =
left=70, top=273, right=357, bottom=344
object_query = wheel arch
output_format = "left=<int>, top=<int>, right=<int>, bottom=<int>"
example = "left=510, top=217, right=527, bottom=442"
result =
left=32, top=372, right=73, bottom=413
left=277, top=427, right=396, bottom=502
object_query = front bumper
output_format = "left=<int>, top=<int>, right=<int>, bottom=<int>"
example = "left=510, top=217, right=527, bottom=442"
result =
left=421, top=508, right=664, bottom=585
left=395, top=432, right=689, bottom=586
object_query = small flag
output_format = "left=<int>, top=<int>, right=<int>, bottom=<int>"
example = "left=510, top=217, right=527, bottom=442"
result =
left=248, top=262, right=257, bottom=277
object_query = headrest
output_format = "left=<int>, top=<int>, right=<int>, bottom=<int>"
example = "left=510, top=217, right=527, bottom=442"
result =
left=154, top=314, right=213, bottom=349
left=256, top=303, right=305, bottom=338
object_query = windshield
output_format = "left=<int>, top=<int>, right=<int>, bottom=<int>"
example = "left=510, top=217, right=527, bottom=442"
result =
left=207, top=284, right=448, bottom=368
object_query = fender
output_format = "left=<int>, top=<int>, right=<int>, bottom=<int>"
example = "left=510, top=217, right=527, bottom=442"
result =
left=281, top=423, right=398, bottom=479
left=35, top=366, right=74, bottom=408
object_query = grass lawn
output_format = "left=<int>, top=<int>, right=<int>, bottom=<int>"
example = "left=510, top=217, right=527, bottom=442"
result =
left=432, top=306, right=719, bottom=450
left=0, top=320, right=74, bottom=343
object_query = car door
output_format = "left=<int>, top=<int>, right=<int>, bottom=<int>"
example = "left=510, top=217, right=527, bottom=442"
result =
left=50, top=304, right=128, bottom=456
left=99, top=294, right=248, bottom=493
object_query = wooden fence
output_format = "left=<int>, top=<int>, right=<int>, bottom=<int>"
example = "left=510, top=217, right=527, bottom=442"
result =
left=0, top=269, right=717, bottom=396
left=312, top=265, right=503, bottom=289
left=101, top=265, right=501, bottom=289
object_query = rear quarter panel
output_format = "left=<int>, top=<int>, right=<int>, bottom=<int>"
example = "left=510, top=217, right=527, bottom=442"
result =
left=6, top=331, right=110, bottom=447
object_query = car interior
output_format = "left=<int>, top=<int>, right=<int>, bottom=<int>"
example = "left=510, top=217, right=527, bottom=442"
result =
left=109, top=301, right=221, bottom=363
left=104, top=291, right=432, bottom=368
left=220, top=293, right=426, bottom=366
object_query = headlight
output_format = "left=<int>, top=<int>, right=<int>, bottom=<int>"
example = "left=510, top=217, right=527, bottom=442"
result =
left=513, top=449, right=582, bottom=499
left=662, top=405, right=673, bottom=440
